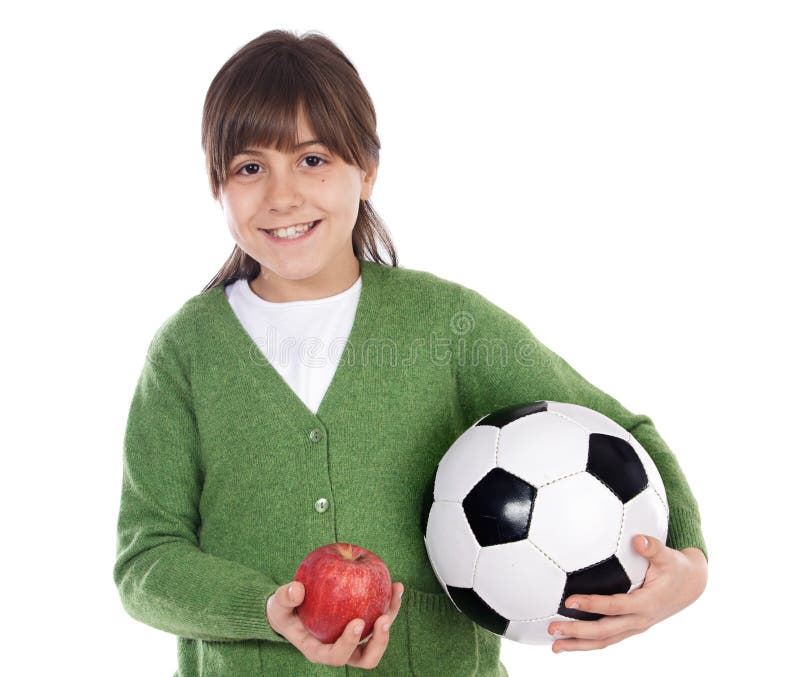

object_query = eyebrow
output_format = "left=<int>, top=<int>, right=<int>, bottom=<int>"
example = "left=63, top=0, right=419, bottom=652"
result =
left=235, top=140, right=326, bottom=156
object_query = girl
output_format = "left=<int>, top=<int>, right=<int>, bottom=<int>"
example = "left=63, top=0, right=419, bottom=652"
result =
left=113, top=29, right=708, bottom=676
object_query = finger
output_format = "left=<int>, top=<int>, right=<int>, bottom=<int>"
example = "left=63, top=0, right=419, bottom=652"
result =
left=303, top=617, right=371, bottom=667
left=563, top=588, right=644, bottom=617
left=634, top=533, right=672, bottom=565
left=266, top=583, right=317, bottom=645
left=270, top=581, right=304, bottom=611
left=548, top=613, right=641, bottom=641
left=358, top=581, right=404, bottom=640
left=268, top=585, right=374, bottom=666
left=267, top=582, right=308, bottom=633
left=369, top=582, right=404, bottom=639
left=347, top=614, right=391, bottom=668
left=386, top=582, right=404, bottom=621
left=552, top=628, right=641, bottom=653
left=347, top=584, right=404, bottom=669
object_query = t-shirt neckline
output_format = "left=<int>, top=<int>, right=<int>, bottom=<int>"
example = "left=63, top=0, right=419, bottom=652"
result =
left=240, top=272, right=362, bottom=308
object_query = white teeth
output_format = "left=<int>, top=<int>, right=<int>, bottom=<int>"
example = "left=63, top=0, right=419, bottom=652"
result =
left=265, top=221, right=317, bottom=239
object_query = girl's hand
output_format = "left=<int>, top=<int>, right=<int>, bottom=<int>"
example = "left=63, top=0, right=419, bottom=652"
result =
left=266, top=580, right=404, bottom=669
left=547, top=534, right=708, bottom=653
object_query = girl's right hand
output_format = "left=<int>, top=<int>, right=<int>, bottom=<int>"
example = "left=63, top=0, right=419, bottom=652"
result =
left=266, top=580, right=404, bottom=670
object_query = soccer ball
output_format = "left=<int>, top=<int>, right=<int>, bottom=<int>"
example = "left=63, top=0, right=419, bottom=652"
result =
left=421, top=400, right=669, bottom=644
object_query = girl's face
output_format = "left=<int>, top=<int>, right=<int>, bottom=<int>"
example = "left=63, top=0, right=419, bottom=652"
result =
left=219, top=110, right=377, bottom=301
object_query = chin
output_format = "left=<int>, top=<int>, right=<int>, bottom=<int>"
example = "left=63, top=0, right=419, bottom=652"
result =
left=262, top=259, right=325, bottom=282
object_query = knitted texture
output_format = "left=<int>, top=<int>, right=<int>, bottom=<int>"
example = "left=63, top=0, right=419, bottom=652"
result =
left=113, top=258, right=707, bottom=676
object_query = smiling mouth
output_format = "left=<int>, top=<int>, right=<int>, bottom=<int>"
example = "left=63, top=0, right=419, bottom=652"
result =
left=259, top=219, right=321, bottom=240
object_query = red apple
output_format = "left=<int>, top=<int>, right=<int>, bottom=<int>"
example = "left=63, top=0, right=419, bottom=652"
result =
left=293, top=542, right=392, bottom=644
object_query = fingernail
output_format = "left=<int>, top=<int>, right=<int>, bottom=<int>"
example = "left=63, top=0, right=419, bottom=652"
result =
left=568, top=601, right=579, bottom=609
left=383, top=623, right=390, bottom=633
left=353, top=623, right=364, bottom=635
left=288, top=583, right=294, bottom=596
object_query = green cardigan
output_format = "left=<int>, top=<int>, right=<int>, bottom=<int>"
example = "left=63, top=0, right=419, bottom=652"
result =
left=113, top=258, right=707, bottom=676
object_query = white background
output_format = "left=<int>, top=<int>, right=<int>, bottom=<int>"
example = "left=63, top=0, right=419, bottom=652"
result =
left=2, top=1, right=797, bottom=675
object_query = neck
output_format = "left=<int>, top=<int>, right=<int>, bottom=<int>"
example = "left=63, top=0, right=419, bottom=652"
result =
left=249, top=256, right=360, bottom=302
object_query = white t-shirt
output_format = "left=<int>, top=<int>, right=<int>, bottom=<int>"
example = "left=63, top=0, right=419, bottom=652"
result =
left=224, top=275, right=362, bottom=415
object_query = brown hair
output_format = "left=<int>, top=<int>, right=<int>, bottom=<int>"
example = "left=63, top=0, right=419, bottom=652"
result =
left=200, top=29, right=398, bottom=293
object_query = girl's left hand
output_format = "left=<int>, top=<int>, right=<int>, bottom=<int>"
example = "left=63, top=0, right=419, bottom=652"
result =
left=548, top=534, right=708, bottom=653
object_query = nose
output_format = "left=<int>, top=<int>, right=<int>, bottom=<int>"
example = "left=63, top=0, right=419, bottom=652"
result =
left=263, top=168, right=303, bottom=212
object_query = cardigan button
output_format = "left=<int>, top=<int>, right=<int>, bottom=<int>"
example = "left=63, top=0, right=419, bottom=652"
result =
left=309, top=428, right=323, bottom=443
left=314, top=498, right=329, bottom=513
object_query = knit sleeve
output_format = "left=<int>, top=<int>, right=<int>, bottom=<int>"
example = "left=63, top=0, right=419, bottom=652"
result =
left=113, top=332, right=289, bottom=643
left=452, top=284, right=708, bottom=563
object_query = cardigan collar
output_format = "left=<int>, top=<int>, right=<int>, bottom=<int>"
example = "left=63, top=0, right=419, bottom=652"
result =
left=206, top=258, right=383, bottom=425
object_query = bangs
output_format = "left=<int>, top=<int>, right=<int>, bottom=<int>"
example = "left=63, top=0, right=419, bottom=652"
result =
left=203, top=49, right=370, bottom=197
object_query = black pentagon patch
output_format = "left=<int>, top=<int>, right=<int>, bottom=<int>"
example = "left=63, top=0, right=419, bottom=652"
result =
left=586, top=433, right=648, bottom=503
left=447, top=585, right=510, bottom=636
left=420, top=469, right=437, bottom=536
left=463, top=467, right=535, bottom=546
left=559, top=556, right=631, bottom=621
left=476, top=400, right=549, bottom=428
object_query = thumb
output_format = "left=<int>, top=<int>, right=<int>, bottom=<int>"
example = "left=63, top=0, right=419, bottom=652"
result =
left=635, top=534, right=667, bottom=561
left=286, top=581, right=305, bottom=607
left=269, top=581, right=304, bottom=615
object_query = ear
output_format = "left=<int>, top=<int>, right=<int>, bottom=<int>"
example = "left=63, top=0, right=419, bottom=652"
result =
left=360, top=160, right=379, bottom=201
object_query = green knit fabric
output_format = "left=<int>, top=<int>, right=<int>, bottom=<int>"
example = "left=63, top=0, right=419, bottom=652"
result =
left=113, top=258, right=707, bottom=676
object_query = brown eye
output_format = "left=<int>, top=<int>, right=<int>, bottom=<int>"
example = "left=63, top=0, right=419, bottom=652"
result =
left=238, top=163, right=261, bottom=176
left=302, top=155, right=326, bottom=168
